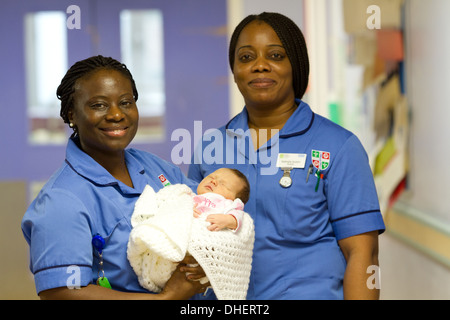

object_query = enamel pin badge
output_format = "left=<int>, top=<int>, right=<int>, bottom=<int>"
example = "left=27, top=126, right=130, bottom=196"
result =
left=158, top=174, right=171, bottom=187
left=311, top=150, right=331, bottom=171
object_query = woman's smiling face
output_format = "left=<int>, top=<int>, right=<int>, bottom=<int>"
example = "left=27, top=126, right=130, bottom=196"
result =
left=69, top=68, right=139, bottom=160
left=232, top=20, right=295, bottom=109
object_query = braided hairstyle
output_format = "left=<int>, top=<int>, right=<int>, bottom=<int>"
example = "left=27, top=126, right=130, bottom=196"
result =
left=229, top=12, right=310, bottom=100
left=56, top=55, right=138, bottom=135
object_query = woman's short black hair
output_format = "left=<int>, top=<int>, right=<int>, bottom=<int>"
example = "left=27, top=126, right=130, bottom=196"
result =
left=228, top=12, right=310, bottom=100
left=56, top=55, right=138, bottom=127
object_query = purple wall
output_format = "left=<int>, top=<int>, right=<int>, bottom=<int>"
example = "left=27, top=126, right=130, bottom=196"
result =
left=0, top=0, right=229, bottom=181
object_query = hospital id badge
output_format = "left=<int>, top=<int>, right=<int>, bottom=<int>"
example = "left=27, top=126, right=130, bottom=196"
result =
left=276, top=153, right=307, bottom=169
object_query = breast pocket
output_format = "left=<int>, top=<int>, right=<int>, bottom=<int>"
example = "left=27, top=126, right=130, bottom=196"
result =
left=278, top=168, right=331, bottom=241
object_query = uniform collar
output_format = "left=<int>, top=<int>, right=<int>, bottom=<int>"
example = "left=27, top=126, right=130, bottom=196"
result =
left=225, top=99, right=315, bottom=138
left=279, top=99, right=315, bottom=138
left=65, top=137, right=145, bottom=193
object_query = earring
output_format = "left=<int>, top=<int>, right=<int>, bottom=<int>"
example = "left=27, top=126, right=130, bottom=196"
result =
left=69, top=123, right=74, bottom=128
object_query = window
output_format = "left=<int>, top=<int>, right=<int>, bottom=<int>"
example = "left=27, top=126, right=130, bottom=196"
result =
left=120, top=9, right=165, bottom=142
left=25, top=11, right=68, bottom=144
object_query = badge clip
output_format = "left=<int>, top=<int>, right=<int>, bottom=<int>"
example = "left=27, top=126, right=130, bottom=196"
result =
left=92, top=234, right=112, bottom=289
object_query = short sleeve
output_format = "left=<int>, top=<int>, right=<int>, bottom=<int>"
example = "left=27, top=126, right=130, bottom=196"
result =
left=21, top=189, right=94, bottom=294
left=325, top=135, right=385, bottom=240
left=224, top=199, right=244, bottom=231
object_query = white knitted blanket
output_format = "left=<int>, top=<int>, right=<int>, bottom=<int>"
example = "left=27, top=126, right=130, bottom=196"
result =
left=127, top=184, right=255, bottom=300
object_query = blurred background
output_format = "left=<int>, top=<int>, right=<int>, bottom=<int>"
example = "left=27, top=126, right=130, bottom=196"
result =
left=1, top=0, right=449, bottom=299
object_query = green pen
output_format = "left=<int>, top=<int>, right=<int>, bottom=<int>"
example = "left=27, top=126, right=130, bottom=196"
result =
left=315, top=170, right=323, bottom=192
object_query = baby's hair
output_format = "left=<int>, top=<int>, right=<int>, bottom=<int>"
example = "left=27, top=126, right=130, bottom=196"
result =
left=228, top=12, right=310, bottom=99
left=228, top=168, right=250, bottom=204
left=56, top=55, right=138, bottom=136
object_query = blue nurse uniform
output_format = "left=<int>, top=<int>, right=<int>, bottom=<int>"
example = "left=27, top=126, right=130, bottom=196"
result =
left=22, top=137, right=197, bottom=295
left=188, top=100, right=385, bottom=299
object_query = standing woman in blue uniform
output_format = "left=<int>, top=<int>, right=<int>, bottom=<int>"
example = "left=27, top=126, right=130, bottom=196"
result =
left=21, top=56, right=207, bottom=299
left=188, top=13, right=385, bottom=299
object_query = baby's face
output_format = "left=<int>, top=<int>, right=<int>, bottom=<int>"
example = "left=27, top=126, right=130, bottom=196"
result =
left=197, top=168, right=242, bottom=200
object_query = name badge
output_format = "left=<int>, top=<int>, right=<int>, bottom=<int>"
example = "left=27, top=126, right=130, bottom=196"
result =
left=276, top=153, right=307, bottom=169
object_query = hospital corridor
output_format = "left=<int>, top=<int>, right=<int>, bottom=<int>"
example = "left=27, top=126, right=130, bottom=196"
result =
left=1, top=0, right=450, bottom=300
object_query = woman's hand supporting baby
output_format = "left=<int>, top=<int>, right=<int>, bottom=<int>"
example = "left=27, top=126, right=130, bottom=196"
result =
left=160, top=255, right=210, bottom=299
